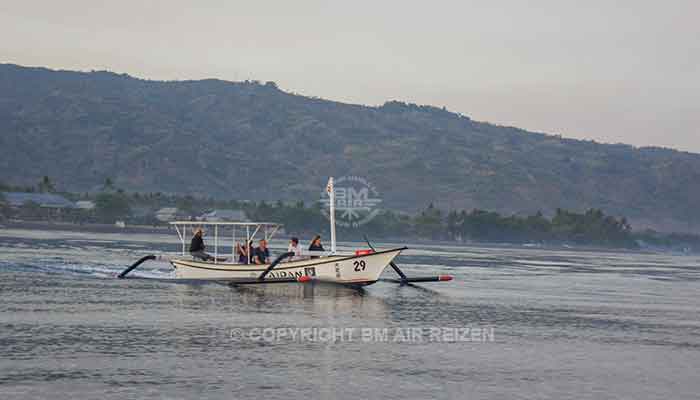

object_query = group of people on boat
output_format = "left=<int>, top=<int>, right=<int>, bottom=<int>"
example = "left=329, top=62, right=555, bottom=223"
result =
left=189, top=228, right=325, bottom=264
left=234, top=239, right=269, bottom=264
left=286, top=235, right=324, bottom=260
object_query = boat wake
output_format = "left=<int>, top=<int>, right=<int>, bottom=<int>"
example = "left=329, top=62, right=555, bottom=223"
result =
left=0, top=259, right=174, bottom=280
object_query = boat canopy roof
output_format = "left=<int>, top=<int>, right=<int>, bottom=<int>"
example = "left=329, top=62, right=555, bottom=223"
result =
left=169, top=220, right=283, bottom=261
left=169, top=221, right=281, bottom=227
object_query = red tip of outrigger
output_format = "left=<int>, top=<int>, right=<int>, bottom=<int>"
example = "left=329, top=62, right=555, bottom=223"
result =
left=438, top=275, right=453, bottom=282
left=297, top=275, right=312, bottom=283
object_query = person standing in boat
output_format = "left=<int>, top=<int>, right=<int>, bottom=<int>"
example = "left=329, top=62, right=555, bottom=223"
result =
left=253, top=239, right=270, bottom=264
left=189, top=228, right=214, bottom=261
left=308, top=235, right=324, bottom=258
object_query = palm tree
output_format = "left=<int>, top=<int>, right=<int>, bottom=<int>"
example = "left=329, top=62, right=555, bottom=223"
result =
left=38, top=176, right=55, bottom=193
left=0, top=192, right=8, bottom=218
left=102, top=178, right=115, bottom=191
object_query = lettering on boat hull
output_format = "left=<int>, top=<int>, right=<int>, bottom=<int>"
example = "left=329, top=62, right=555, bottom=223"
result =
left=265, top=267, right=316, bottom=279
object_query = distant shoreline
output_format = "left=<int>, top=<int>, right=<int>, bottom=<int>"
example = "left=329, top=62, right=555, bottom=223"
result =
left=0, top=219, right=674, bottom=255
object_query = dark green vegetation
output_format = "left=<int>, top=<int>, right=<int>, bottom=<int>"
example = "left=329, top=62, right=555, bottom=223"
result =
left=251, top=202, right=639, bottom=248
left=0, top=192, right=8, bottom=221
left=2, top=64, right=700, bottom=233
left=5, top=178, right=700, bottom=250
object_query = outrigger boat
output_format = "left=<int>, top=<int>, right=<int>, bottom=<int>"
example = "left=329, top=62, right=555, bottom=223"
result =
left=118, top=178, right=452, bottom=287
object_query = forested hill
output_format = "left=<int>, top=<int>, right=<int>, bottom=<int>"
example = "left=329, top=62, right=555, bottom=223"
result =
left=1, top=63, right=700, bottom=232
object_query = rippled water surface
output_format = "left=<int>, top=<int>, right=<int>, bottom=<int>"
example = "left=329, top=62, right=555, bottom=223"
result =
left=1, top=228, right=699, bottom=399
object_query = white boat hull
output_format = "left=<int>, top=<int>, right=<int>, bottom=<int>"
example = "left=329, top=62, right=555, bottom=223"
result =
left=170, top=248, right=405, bottom=286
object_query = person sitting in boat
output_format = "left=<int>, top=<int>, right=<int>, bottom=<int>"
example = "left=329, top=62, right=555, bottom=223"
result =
left=287, top=237, right=302, bottom=261
left=308, top=235, right=324, bottom=259
left=189, top=228, right=214, bottom=261
left=253, top=239, right=270, bottom=264
left=235, top=241, right=250, bottom=264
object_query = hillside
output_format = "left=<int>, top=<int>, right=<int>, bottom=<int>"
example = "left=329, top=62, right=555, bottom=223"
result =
left=1, top=63, right=699, bottom=232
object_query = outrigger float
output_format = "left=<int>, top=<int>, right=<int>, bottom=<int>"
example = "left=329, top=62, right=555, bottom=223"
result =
left=118, top=178, right=453, bottom=288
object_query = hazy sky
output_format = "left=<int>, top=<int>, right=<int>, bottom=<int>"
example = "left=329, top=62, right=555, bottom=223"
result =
left=2, top=0, right=699, bottom=152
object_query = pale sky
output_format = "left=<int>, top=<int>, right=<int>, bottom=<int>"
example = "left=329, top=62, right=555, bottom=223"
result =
left=2, top=0, right=699, bottom=152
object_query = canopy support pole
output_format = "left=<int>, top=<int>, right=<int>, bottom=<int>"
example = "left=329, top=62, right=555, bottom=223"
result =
left=174, top=224, right=185, bottom=256
left=214, top=225, right=218, bottom=263
left=328, top=177, right=337, bottom=254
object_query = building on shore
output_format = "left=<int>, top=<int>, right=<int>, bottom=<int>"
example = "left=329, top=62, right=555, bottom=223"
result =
left=155, top=207, right=187, bottom=222
left=74, top=200, right=96, bottom=211
left=199, top=209, right=248, bottom=222
left=2, top=192, right=76, bottom=220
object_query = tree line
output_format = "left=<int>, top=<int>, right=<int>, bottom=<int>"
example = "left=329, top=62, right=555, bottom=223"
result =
left=247, top=202, right=636, bottom=247
left=2, top=177, right=698, bottom=250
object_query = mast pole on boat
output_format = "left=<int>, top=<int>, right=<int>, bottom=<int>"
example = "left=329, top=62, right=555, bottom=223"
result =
left=327, top=177, right=337, bottom=254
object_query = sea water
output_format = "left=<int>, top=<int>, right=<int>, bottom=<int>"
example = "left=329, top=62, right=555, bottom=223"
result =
left=1, top=229, right=699, bottom=399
